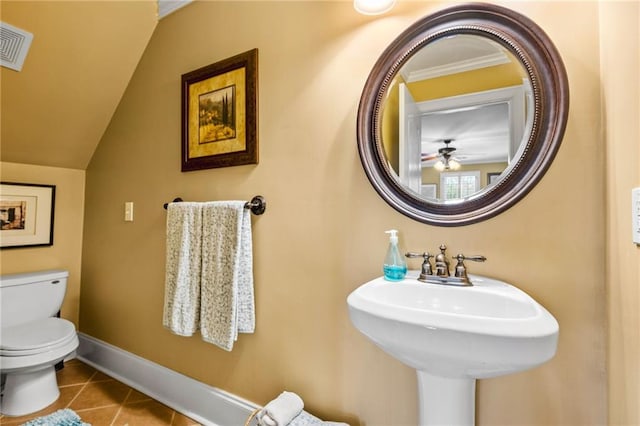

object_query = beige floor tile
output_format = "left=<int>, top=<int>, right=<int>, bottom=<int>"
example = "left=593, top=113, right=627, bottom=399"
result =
left=69, top=379, right=132, bottom=411
left=89, top=370, right=113, bottom=382
left=113, top=400, right=174, bottom=426
left=75, top=406, right=121, bottom=426
left=172, top=411, right=202, bottom=426
left=125, top=388, right=153, bottom=404
left=56, top=362, right=97, bottom=386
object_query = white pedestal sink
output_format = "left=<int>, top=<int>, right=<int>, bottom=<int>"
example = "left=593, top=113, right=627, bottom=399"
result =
left=347, top=272, right=559, bottom=426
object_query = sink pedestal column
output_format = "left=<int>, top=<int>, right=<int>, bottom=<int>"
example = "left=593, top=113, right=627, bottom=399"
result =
left=417, top=371, right=475, bottom=426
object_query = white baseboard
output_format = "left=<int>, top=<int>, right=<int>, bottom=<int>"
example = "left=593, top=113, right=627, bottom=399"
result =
left=75, top=332, right=259, bottom=426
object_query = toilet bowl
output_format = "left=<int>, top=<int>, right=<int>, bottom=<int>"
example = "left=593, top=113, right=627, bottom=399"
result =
left=0, top=270, right=79, bottom=417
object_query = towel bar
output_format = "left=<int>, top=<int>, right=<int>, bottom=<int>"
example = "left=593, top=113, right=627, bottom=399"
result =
left=163, top=195, right=266, bottom=215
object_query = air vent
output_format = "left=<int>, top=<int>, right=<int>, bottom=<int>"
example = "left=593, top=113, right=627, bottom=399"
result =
left=1, top=21, right=33, bottom=72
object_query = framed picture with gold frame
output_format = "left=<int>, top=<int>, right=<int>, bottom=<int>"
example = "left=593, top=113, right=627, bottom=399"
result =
left=181, top=49, right=258, bottom=171
left=0, top=182, right=55, bottom=249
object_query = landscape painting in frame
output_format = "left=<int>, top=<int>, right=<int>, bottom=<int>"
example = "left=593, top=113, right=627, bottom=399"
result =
left=0, top=182, right=55, bottom=249
left=199, top=85, right=236, bottom=143
left=182, top=49, right=258, bottom=171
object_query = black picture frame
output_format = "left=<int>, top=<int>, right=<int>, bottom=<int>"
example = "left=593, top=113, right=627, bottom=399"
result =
left=1, top=182, right=55, bottom=249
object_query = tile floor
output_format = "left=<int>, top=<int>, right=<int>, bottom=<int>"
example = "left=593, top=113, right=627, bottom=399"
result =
left=0, top=359, right=201, bottom=425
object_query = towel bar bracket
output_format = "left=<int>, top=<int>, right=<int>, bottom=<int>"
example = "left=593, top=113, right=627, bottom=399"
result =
left=163, top=196, right=266, bottom=216
left=163, top=198, right=184, bottom=209
left=246, top=195, right=266, bottom=215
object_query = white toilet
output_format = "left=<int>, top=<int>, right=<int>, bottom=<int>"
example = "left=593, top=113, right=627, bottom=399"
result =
left=0, top=270, right=79, bottom=417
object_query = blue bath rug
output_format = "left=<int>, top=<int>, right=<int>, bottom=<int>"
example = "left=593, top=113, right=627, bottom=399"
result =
left=21, top=408, right=90, bottom=426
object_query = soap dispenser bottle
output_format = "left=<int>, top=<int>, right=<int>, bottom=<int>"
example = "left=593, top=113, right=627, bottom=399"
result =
left=383, top=229, right=407, bottom=281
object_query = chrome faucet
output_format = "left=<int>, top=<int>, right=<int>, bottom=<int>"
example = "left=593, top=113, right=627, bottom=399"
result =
left=406, top=244, right=486, bottom=286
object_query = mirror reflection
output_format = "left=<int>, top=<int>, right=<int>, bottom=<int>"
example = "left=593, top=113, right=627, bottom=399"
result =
left=380, top=34, right=534, bottom=202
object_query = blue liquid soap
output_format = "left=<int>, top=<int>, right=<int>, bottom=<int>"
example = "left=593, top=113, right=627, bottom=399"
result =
left=383, top=230, right=407, bottom=281
left=383, top=264, right=408, bottom=281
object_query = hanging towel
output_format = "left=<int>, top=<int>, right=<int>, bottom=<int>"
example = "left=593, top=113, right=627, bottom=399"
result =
left=257, top=391, right=304, bottom=426
left=163, top=202, right=203, bottom=336
left=200, top=201, right=255, bottom=350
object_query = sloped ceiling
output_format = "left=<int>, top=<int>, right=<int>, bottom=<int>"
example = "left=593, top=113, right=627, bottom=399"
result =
left=1, top=1, right=158, bottom=170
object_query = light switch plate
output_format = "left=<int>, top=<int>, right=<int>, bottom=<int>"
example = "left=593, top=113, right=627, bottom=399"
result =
left=633, top=188, right=640, bottom=245
left=125, top=202, right=134, bottom=222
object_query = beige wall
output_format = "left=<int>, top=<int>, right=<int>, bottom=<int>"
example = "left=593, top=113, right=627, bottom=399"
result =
left=81, top=2, right=607, bottom=425
left=0, top=1, right=157, bottom=169
left=1, top=162, right=85, bottom=326
left=602, top=2, right=640, bottom=425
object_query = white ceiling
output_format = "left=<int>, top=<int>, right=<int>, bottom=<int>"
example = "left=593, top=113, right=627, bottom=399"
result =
left=420, top=103, right=510, bottom=165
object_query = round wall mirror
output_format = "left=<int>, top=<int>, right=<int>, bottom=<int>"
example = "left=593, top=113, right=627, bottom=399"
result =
left=357, top=3, right=569, bottom=226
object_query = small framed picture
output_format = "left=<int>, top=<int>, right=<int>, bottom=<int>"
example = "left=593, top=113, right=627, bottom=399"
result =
left=1, top=182, right=55, bottom=249
left=181, top=49, right=258, bottom=171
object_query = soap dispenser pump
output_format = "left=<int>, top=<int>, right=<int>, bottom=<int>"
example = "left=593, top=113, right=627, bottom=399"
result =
left=383, top=229, right=407, bottom=282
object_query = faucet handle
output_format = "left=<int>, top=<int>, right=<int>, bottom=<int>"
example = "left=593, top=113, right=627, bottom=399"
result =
left=406, top=252, right=433, bottom=259
left=405, top=252, right=434, bottom=279
left=455, top=254, right=486, bottom=263
left=453, top=254, right=487, bottom=280
left=405, top=252, right=423, bottom=258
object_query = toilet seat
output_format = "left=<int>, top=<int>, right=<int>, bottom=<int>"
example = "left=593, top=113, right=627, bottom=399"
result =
left=0, top=318, right=77, bottom=356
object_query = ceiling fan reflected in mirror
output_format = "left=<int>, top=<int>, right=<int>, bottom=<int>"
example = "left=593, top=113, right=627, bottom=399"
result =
left=422, top=139, right=461, bottom=171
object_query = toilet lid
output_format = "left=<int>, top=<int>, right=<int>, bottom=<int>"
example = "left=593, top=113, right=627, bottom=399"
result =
left=0, top=318, right=76, bottom=353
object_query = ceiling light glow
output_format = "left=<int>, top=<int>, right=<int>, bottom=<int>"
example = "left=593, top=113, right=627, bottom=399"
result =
left=354, top=0, right=396, bottom=15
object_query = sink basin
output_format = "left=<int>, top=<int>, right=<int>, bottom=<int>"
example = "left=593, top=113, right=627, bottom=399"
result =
left=347, top=272, right=559, bottom=425
left=347, top=272, right=558, bottom=378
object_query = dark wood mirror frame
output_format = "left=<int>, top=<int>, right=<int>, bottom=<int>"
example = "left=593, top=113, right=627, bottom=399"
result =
left=357, top=3, right=569, bottom=226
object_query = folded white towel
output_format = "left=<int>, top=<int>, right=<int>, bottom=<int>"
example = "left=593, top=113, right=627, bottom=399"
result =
left=288, top=411, right=350, bottom=426
left=257, top=391, right=304, bottom=426
left=200, top=201, right=255, bottom=351
left=289, top=411, right=321, bottom=426
left=163, top=202, right=203, bottom=336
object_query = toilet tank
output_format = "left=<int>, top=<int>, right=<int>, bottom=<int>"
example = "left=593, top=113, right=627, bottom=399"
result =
left=0, top=270, right=69, bottom=328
